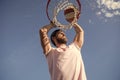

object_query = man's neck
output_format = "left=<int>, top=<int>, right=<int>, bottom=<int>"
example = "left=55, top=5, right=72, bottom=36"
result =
left=57, top=44, right=67, bottom=48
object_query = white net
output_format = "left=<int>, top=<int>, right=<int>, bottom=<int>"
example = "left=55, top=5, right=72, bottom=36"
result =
left=53, top=0, right=74, bottom=29
left=46, top=0, right=81, bottom=29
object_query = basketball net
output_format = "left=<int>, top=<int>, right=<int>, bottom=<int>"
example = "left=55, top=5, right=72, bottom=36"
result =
left=46, top=0, right=81, bottom=30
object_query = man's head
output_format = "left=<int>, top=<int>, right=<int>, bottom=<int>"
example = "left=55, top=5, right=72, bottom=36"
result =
left=50, top=29, right=68, bottom=47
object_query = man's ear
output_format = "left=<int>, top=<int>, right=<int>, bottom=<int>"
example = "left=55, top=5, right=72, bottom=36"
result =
left=52, top=37, right=56, bottom=42
left=52, top=37, right=55, bottom=41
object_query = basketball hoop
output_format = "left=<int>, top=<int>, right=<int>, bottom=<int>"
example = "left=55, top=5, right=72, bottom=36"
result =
left=46, top=0, right=81, bottom=30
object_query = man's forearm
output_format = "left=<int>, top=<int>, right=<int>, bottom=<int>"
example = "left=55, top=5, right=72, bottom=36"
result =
left=39, top=22, right=55, bottom=47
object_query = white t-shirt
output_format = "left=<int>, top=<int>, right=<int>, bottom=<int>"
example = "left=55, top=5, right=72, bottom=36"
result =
left=46, top=43, right=87, bottom=80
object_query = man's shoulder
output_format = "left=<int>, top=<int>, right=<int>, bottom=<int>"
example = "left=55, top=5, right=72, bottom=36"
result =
left=69, top=42, right=81, bottom=50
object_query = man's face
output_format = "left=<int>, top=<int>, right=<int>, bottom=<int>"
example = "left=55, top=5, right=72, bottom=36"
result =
left=55, top=31, right=68, bottom=44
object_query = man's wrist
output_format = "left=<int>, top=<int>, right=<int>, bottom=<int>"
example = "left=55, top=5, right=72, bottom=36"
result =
left=50, top=21, right=56, bottom=27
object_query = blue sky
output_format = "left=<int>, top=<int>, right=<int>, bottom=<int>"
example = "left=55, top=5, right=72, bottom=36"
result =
left=0, top=0, right=120, bottom=80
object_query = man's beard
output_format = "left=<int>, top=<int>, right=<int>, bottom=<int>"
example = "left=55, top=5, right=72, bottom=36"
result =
left=56, top=37, right=67, bottom=44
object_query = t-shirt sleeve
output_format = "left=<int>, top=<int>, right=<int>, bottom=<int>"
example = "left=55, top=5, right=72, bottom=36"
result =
left=71, top=42, right=81, bottom=50
left=46, top=48, right=55, bottom=75
left=46, top=48, right=54, bottom=60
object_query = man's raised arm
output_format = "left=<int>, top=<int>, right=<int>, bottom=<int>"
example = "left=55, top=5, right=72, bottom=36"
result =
left=39, top=22, right=55, bottom=56
left=72, top=23, right=84, bottom=48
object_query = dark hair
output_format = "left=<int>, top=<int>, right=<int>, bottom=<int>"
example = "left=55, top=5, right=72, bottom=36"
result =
left=50, top=29, right=63, bottom=46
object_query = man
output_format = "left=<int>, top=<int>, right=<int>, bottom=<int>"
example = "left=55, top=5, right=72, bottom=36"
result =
left=39, top=22, right=87, bottom=80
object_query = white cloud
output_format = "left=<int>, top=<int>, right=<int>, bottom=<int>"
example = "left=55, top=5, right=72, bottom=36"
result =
left=114, top=10, right=120, bottom=15
left=96, top=11, right=101, bottom=16
left=105, top=12, right=114, bottom=17
left=96, top=0, right=120, bottom=18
